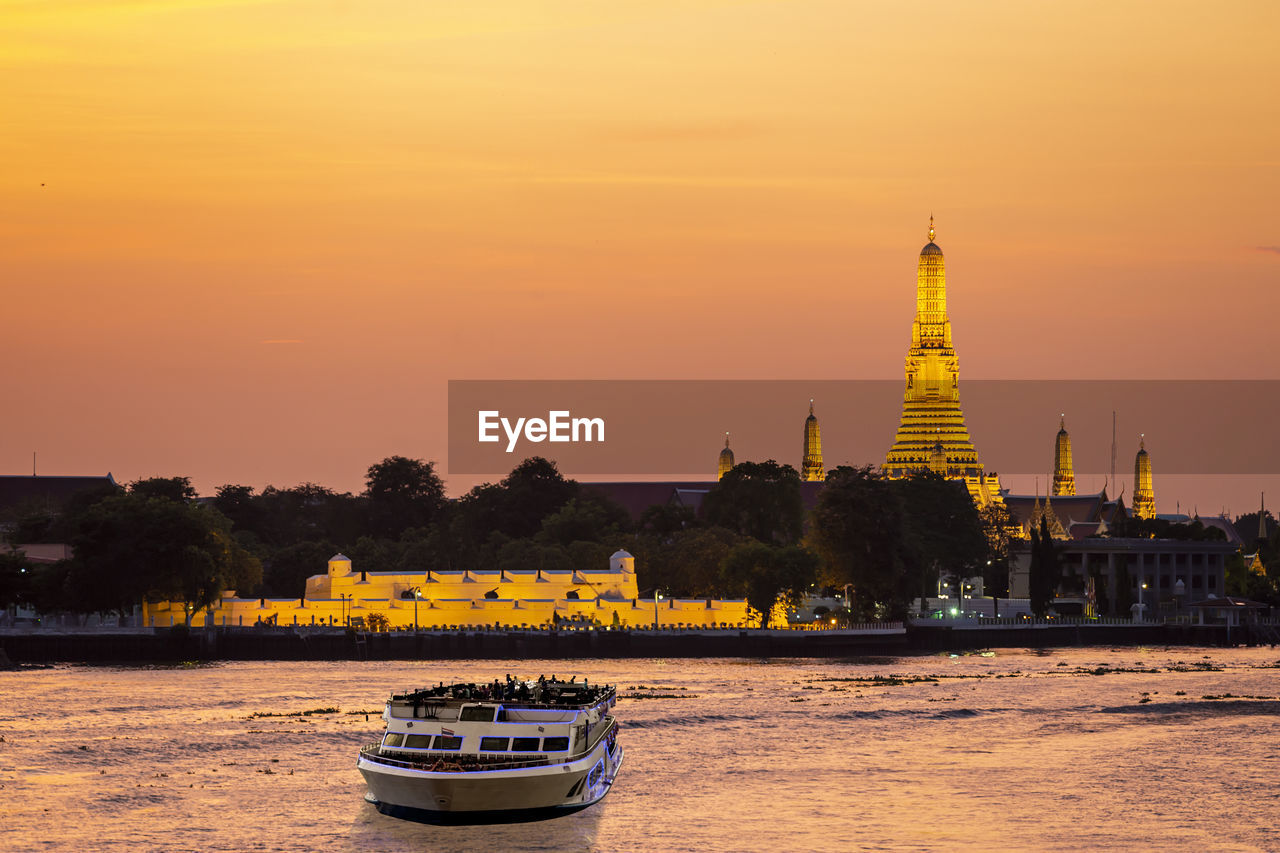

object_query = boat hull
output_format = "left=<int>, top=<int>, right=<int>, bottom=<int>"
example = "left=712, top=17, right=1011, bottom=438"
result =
left=360, top=742, right=622, bottom=825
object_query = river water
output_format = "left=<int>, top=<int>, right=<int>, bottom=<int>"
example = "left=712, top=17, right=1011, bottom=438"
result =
left=1, top=647, right=1278, bottom=852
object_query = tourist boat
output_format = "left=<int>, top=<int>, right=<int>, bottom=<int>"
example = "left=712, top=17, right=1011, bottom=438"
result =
left=357, top=676, right=623, bottom=824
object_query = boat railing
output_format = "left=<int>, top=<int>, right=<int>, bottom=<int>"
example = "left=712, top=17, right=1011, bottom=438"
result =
left=359, top=744, right=555, bottom=773
left=393, top=685, right=616, bottom=712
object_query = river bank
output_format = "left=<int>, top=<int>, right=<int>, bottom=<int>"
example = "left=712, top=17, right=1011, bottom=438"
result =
left=0, top=621, right=1263, bottom=663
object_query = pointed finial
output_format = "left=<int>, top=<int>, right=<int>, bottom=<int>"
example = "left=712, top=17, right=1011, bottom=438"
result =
left=1140, top=433, right=1145, bottom=450
left=1060, top=413, right=1066, bottom=430
left=809, top=398, right=814, bottom=416
left=928, top=214, right=935, bottom=243
left=725, top=431, right=730, bottom=448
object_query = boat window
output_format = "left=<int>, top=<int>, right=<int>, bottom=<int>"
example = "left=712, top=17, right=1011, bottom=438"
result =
left=588, top=759, right=604, bottom=788
left=459, top=706, right=496, bottom=723
left=479, top=736, right=510, bottom=752
left=382, top=732, right=404, bottom=747
left=433, top=735, right=463, bottom=750
left=511, top=737, right=540, bottom=752
left=542, top=736, right=569, bottom=751
left=403, top=734, right=432, bottom=749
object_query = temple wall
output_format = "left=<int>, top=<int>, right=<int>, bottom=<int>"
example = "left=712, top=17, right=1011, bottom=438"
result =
left=147, top=552, right=750, bottom=629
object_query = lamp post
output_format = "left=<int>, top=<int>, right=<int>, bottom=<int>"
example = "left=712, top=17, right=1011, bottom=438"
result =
left=653, top=591, right=664, bottom=630
left=412, top=587, right=422, bottom=632
left=986, top=560, right=995, bottom=618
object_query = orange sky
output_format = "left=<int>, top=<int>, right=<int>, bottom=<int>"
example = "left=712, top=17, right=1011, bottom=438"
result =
left=2, top=1, right=1278, bottom=510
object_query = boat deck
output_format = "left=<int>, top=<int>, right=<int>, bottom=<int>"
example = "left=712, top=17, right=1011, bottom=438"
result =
left=390, top=679, right=615, bottom=714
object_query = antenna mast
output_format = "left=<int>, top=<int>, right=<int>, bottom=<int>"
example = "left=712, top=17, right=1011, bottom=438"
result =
left=1110, top=411, right=1117, bottom=499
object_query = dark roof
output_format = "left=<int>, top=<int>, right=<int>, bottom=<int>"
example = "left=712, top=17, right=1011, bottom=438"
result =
left=1188, top=596, right=1269, bottom=609
left=1003, top=492, right=1109, bottom=529
left=921, top=242, right=943, bottom=256
left=583, top=482, right=719, bottom=520
left=0, top=474, right=119, bottom=515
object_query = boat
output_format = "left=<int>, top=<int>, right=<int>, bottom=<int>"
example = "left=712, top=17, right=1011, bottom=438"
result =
left=358, top=676, right=623, bottom=824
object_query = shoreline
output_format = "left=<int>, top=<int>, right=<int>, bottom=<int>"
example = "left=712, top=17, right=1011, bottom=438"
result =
left=1, top=622, right=1265, bottom=664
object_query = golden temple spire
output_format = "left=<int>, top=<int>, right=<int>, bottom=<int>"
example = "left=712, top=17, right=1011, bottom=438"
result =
left=884, top=219, right=1001, bottom=506
left=1133, top=434, right=1155, bottom=519
left=717, top=432, right=735, bottom=481
left=1053, top=413, right=1076, bottom=496
left=801, top=399, right=824, bottom=482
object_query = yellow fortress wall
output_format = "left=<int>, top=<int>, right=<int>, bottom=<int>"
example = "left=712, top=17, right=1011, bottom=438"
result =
left=147, top=550, right=751, bottom=629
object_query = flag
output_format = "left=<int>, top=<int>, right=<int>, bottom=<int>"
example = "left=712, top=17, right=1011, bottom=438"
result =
left=441, top=728, right=454, bottom=736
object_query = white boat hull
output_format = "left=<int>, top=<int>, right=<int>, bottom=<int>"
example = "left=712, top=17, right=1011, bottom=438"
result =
left=359, top=740, right=623, bottom=825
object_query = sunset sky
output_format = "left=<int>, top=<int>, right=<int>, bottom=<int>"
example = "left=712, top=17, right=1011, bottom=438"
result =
left=2, top=1, right=1277, bottom=511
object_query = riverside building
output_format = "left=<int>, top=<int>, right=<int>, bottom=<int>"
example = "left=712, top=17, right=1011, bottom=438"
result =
left=145, top=550, right=751, bottom=630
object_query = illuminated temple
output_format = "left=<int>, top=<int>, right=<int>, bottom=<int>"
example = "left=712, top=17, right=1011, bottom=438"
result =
left=146, top=551, right=750, bottom=629
left=801, top=400, right=824, bottom=481
left=883, top=219, right=1003, bottom=506
left=1053, top=416, right=1076, bottom=496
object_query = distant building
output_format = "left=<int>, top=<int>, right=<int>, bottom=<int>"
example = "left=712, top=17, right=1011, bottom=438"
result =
left=1010, top=536, right=1235, bottom=616
left=0, top=474, right=119, bottom=522
left=717, top=433, right=734, bottom=481
left=1004, top=484, right=1237, bottom=615
left=801, top=400, right=824, bottom=482
left=1133, top=437, right=1156, bottom=519
left=882, top=219, right=1003, bottom=506
left=1052, top=416, right=1076, bottom=496
left=146, top=550, right=751, bottom=629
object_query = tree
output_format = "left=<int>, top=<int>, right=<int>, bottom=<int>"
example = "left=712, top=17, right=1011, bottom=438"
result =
left=65, top=494, right=261, bottom=623
left=807, top=466, right=915, bottom=619
left=456, top=458, right=580, bottom=543
left=896, top=472, right=988, bottom=612
left=262, top=540, right=336, bottom=597
left=213, top=485, right=266, bottom=535
left=639, top=504, right=697, bottom=537
left=364, top=456, right=447, bottom=538
left=979, top=503, right=1014, bottom=616
left=255, top=483, right=364, bottom=547
left=720, top=542, right=816, bottom=628
left=129, top=476, right=197, bottom=502
left=703, top=460, right=804, bottom=545
left=1028, top=515, right=1063, bottom=617
left=538, top=497, right=630, bottom=547
left=1113, top=559, right=1135, bottom=616
left=0, top=551, right=33, bottom=613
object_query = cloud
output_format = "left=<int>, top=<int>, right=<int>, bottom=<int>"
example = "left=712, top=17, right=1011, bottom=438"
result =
left=261, top=339, right=304, bottom=344
left=1256, top=246, right=1280, bottom=256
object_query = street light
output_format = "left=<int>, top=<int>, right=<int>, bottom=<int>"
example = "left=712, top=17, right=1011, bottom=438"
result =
left=653, top=591, right=664, bottom=630
left=412, top=587, right=422, bottom=632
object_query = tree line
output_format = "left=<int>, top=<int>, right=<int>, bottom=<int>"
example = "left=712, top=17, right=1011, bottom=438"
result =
left=0, top=455, right=1017, bottom=627
left=6, top=454, right=1271, bottom=627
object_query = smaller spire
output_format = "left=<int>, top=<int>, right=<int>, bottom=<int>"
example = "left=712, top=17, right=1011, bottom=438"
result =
left=809, top=398, right=815, bottom=416
left=725, top=431, right=731, bottom=448
left=928, top=214, right=935, bottom=243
